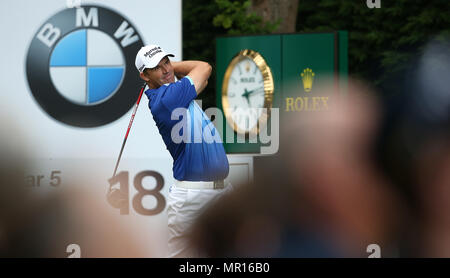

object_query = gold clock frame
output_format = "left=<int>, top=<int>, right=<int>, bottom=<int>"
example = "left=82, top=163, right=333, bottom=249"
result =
left=222, top=49, right=274, bottom=135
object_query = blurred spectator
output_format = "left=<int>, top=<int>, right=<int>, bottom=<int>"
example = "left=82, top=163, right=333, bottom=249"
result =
left=189, top=80, right=405, bottom=257
left=376, top=38, right=450, bottom=257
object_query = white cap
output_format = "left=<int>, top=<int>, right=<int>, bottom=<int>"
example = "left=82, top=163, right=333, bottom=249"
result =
left=135, top=44, right=174, bottom=73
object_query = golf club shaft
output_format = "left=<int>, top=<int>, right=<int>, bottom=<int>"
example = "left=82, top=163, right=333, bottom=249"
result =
left=112, top=83, right=146, bottom=178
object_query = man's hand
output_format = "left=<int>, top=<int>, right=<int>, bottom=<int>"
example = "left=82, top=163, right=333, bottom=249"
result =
left=172, top=61, right=212, bottom=95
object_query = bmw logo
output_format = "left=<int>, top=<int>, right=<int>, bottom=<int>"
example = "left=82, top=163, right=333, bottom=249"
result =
left=26, top=5, right=144, bottom=127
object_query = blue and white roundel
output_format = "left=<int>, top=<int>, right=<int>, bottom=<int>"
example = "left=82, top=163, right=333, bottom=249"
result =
left=27, top=5, right=144, bottom=127
left=49, top=28, right=125, bottom=105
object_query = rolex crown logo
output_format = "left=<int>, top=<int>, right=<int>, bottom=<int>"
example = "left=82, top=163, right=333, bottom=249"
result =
left=301, top=68, right=315, bottom=93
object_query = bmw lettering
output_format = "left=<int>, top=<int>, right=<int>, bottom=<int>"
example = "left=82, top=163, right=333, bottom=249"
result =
left=26, top=6, right=144, bottom=127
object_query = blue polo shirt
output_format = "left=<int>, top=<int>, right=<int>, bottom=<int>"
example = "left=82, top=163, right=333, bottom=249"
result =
left=145, top=76, right=229, bottom=181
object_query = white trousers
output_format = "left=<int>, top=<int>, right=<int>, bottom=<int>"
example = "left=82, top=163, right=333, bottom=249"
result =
left=167, top=183, right=232, bottom=258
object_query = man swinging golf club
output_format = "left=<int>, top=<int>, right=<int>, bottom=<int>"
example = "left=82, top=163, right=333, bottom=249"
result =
left=135, top=44, right=230, bottom=257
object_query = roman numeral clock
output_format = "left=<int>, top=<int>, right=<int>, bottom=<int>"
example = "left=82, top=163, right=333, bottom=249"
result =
left=221, top=49, right=275, bottom=136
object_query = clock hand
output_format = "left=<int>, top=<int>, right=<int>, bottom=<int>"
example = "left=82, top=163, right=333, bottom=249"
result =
left=245, top=86, right=264, bottom=98
left=242, top=88, right=250, bottom=105
left=242, top=88, right=250, bottom=98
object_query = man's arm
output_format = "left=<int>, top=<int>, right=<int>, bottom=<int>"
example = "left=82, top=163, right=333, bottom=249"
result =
left=172, top=61, right=212, bottom=95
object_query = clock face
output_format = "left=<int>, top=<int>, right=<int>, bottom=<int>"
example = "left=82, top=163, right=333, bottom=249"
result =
left=222, top=50, right=274, bottom=135
left=226, top=57, right=265, bottom=132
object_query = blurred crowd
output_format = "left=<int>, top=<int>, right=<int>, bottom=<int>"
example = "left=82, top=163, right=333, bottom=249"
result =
left=1, top=38, right=449, bottom=257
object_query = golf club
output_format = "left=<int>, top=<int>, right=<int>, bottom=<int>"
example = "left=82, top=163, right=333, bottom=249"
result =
left=107, top=82, right=147, bottom=205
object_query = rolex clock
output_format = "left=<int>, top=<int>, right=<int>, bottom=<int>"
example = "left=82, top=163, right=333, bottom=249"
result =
left=222, top=49, right=274, bottom=135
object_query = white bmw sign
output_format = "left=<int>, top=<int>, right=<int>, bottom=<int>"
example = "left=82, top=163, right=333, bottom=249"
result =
left=0, top=1, right=181, bottom=256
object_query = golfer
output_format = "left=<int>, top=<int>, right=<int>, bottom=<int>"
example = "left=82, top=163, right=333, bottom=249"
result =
left=135, top=45, right=230, bottom=257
